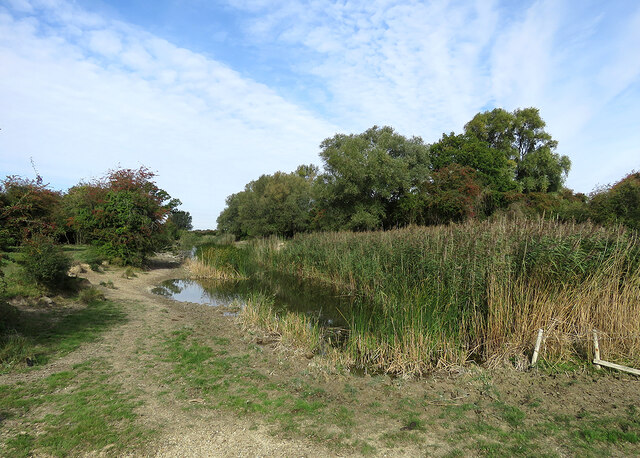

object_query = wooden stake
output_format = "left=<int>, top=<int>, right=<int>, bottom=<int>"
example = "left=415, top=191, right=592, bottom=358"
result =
left=593, top=359, right=640, bottom=376
left=531, top=328, right=544, bottom=366
left=593, top=329, right=601, bottom=370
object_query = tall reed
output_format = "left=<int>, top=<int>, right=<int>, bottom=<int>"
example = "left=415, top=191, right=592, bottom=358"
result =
left=187, top=243, right=252, bottom=280
left=253, top=217, right=640, bottom=374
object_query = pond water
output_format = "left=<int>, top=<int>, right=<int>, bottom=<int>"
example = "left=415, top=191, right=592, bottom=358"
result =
left=152, top=270, right=354, bottom=327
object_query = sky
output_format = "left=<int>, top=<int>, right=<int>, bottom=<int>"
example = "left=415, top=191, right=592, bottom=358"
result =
left=1, top=0, right=639, bottom=229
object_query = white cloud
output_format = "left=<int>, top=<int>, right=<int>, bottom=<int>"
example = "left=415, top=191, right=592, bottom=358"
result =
left=88, top=29, right=122, bottom=56
left=1, top=0, right=639, bottom=229
left=227, top=0, right=640, bottom=191
left=0, top=2, right=336, bottom=228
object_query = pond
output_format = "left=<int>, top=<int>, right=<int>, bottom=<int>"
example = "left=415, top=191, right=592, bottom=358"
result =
left=152, top=270, right=354, bottom=327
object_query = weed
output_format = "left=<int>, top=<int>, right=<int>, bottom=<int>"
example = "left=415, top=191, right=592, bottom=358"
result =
left=79, top=286, right=106, bottom=304
left=246, top=217, right=640, bottom=374
left=122, top=266, right=137, bottom=279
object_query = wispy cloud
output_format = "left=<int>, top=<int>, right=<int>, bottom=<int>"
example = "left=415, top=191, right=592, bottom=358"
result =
left=0, top=1, right=336, bottom=228
left=1, top=0, right=639, bottom=227
left=227, top=0, right=640, bottom=188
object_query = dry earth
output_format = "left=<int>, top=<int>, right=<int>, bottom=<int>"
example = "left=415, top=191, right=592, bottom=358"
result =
left=3, top=255, right=640, bottom=457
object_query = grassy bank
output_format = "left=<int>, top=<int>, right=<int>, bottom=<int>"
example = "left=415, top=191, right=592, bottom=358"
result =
left=241, top=217, right=640, bottom=375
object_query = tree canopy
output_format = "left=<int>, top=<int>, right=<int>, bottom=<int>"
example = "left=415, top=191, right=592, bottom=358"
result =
left=216, top=108, right=580, bottom=238
left=217, top=169, right=314, bottom=237
left=463, top=107, right=571, bottom=192
left=313, top=126, right=431, bottom=230
left=1, top=166, right=186, bottom=266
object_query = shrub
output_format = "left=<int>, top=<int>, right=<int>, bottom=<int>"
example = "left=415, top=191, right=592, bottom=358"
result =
left=79, top=287, right=106, bottom=304
left=20, top=236, right=71, bottom=290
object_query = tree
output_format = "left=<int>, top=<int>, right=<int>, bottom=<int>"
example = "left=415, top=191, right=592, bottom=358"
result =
left=168, top=210, right=193, bottom=231
left=217, top=171, right=314, bottom=238
left=313, top=126, right=431, bottom=230
left=0, top=175, right=62, bottom=247
left=419, top=164, right=483, bottom=225
left=63, top=167, right=179, bottom=265
left=464, top=108, right=570, bottom=192
left=217, top=191, right=249, bottom=238
left=430, top=132, right=517, bottom=192
left=589, top=172, right=640, bottom=230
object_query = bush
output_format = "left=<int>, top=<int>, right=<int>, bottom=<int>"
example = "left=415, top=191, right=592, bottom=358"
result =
left=79, top=287, right=106, bottom=304
left=20, top=236, right=71, bottom=290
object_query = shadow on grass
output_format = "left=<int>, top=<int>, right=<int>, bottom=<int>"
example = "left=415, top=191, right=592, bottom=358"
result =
left=0, top=299, right=127, bottom=373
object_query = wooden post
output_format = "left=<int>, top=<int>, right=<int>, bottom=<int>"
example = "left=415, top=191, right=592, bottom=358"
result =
left=593, top=329, right=601, bottom=370
left=593, top=359, right=640, bottom=376
left=531, top=328, right=544, bottom=366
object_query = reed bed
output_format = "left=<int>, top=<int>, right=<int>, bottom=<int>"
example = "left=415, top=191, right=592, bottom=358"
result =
left=239, top=292, right=323, bottom=355
left=187, top=244, right=251, bottom=280
left=253, top=217, right=640, bottom=375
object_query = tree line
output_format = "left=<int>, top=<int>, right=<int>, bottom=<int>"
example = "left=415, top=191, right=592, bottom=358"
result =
left=217, top=107, right=639, bottom=237
left=0, top=167, right=192, bottom=268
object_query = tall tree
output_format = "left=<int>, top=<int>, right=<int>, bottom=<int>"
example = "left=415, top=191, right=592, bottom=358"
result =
left=217, top=171, right=313, bottom=238
left=313, top=126, right=431, bottom=230
left=430, top=132, right=517, bottom=192
left=464, top=108, right=570, bottom=192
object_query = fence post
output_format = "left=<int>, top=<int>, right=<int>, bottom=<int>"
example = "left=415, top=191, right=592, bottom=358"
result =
left=593, top=329, right=601, bottom=370
left=531, top=328, right=544, bottom=367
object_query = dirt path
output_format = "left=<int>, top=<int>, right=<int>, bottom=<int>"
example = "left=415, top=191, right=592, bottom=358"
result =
left=78, top=258, right=338, bottom=457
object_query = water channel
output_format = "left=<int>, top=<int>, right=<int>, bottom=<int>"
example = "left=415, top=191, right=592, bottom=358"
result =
left=152, top=269, right=354, bottom=328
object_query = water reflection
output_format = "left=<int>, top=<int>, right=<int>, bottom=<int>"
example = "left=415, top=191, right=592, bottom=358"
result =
left=152, top=270, right=352, bottom=327
left=151, top=279, right=241, bottom=308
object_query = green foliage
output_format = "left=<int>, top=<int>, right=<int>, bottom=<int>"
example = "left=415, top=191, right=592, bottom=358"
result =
left=218, top=170, right=314, bottom=238
left=20, top=236, right=71, bottom=290
left=313, top=125, right=431, bottom=230
left=168, top=210, right=193, bottom=231
left=64, top=167, right=179, bottom=266
left=419, top=164, right=483, bottom=225
left=589, top=172, right=640, bottom=230
left=217, top=110, right=577, bottom=238
left=0, top=175, right=62, bottom=245
left=464, top=107, right=570, bottom=192
left=430, top=132, right=516, bottom=192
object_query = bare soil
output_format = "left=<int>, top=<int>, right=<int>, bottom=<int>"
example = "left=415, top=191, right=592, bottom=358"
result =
left=4, top=255, right=640, bottom=456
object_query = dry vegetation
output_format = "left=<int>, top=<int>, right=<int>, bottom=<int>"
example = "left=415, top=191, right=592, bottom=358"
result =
left=248, top=217, right=640, bottom=375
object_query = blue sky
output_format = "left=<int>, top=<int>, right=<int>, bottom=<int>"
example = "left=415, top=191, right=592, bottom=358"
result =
left=1, top=0, right=639, bottom=229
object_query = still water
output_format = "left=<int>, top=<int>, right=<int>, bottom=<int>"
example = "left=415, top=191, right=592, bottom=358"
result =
left=152, top=270, right=353, bottom=327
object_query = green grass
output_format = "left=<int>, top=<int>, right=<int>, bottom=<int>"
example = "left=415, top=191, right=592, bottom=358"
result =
left=0, top=249, right=42, bottom=298
left=0, top=359, right=151, bottom=457
left=62, top=244, right=105, bottom=270
left=154, top=328, right=384, bottom=450
left=0, top=299, right=127, bottom=373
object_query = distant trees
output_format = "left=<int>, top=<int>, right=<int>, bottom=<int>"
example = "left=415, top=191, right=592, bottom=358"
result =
left=217, top=107, right=580, bottom=238
left=214, top=107, right=639, bottom=238
left=1, top=166, right=186, bottom=267
left=168, top=210, right=193, bottom=232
